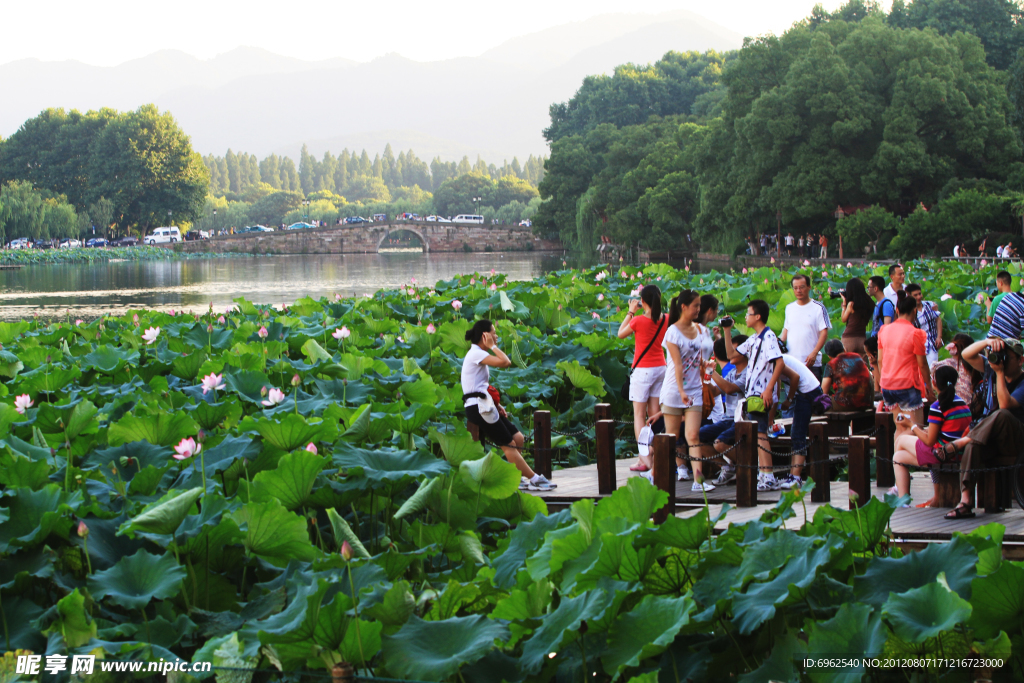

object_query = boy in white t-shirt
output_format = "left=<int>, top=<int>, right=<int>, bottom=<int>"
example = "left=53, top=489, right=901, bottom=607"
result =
left=724, top=299, right=785, bottom=491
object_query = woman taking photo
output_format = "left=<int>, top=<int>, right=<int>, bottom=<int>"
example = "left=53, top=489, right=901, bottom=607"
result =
left=462, top=320, right=555, bottom=491
left=659, top=290, right=715, bottom=492
left=617, top=285, right=667, bottom=472
left=838, top=277, right=873, bottom=354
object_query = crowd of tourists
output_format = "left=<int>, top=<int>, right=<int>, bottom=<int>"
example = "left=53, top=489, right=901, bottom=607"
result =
left=463, top=264, right=1024, bottom=515
left=748, top=232, right=842, bottom=259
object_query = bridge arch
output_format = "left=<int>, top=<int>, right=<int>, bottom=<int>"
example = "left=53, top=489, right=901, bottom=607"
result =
left=376, top=226, right=429, bottom=253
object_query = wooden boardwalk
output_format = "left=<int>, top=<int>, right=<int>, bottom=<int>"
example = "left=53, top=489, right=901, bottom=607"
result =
left=533, top=456, right=1024, bottom=543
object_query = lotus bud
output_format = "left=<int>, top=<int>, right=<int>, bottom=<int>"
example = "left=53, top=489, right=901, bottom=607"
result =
left=77, top=520, right=89, bottom=538
left=207, top=324, right=213, bottom=333
left=291, top=374, right=301, bottom=387
left=197, top=430, right=206, bottom=443
left=340, top=540, right=354, bottom=561
left=849, top=491, right=860, bottom=503
left=261, top=385, right=268, bottom=397
left=46, top=355, right=51, bottom=364
left=305, top=442, right=318, bottom=454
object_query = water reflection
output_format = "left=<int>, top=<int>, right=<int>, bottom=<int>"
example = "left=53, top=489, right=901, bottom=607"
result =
left=0, top=252, right=570, bottom=320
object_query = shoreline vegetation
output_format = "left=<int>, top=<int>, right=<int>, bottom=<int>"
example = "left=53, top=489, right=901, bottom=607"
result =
left=0, top=246, right=257, bottom=265
left=0, top=260, right=1014, bottom=678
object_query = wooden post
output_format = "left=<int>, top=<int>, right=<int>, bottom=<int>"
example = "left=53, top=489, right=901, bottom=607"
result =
left=734, top=420, right=758, bottom=508
left=809, top=422, right=830, bottom=503
left=652, top=433, right=676, bottom=524
left=332, top=663, right=354, bottom=683
left=848, top=436, right=870, bottom=508
left=533, top=410, right=552, bottom=479
left=596, top=420, right=616, bottom=495
left=874, top=412, right=895, bottom=489
left=595, top=403, right=611, bottom=423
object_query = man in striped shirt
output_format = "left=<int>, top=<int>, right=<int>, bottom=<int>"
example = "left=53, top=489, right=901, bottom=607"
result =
left=907, top=283, right=941, bottom=366
left=988, top=290, right=1024, bottom=340
left=780, top=274, right=832, bottom=381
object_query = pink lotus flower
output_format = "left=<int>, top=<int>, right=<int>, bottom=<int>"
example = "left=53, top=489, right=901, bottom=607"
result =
left=173, top=437, right=201, bottom=460
left=258, top=326, right=268, bottom=339
left=598, top=294, right=604, bottom=301
left=452, top=300, right=463, bottom=311
left=14, top=394, right=32, bottom=414
left=620, top=270, right=627, bottom=278
left=217, top=315, right=225, bottom=324
left=305, top=442, right=318, bottom=454
left=941, top=293, right=953, bottom=301
left=77, top=520, right=89, bottom=538
left=770, top=257, right=775, bottom=264
left=764, top=279, right=769, bottom=285
left=75, top=319, right=83, bottom=326
left=291, top=374, right=301, bottom=387
left=413, top=276, right=419, bottom=283
left=742, top=268, right=748, bottom=274
left=981, top=259, right=988, bottom=267
left=397, top=336, right=404, bottom=342
left=470, top=278, right=476, bottom=285
left=490, top=283, right=497, bottom=291
left=341, top=540, right=354, bottom=561
left=489, top=269, right=495, bottom=276
left=822, top=271, right=828, bottom=278
left=169, top=310, right=176, bottom=316
left=142, top=327, right=160, bottom=344
left=592, top=312, right=600, bottom=319
left=333, top=326, right=350, bottom=340
left=976, top=292, right=986, bottom=303
left=200, top=373, right=225, bottom=395
left=684, top=266, right=690, bottom=272
left=262, top=388, right=286, bottom=406
left=846, top=262, right=853, bottom=268
left=426, top=323, right=436, bottom=334
left=335, top=293, right=342, bottom=301
left=132, top=314, right=139, bottom=324
left=803, top=260, right=810, bottom=266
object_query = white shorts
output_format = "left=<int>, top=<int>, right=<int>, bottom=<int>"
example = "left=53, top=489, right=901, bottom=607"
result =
left=629, top=366, right=666, bottom=402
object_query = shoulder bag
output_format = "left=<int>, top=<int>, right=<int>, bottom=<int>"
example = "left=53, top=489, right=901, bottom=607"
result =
left=620, top=315, right=666, bottom=400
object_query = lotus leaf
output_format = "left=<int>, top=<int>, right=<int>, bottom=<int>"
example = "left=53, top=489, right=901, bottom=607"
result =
left=969, top=561, right=1024, bottom=640
left=460, top=451, right=521, bottom=499
left=88, top=549, right=186, bottom=609
left=119, top=487, right=204, bottom=537
left=252, top=413, right=323, bottom=451
left=602, top=594, right=695, bottom=680
left=881, top=576, right=973, bottom=643
left=333, top=443, right=449, bottom=482
left=0, top=484, right=81, bottom=552
left=250, top=449, right=323, bottom=510
left=520, top=590, right=609, bottom=674
left=108, top=411, right=199, bottom=447
left=853, top=536, right=977, bottom=605
left=230, top=498, right=318, bottom=564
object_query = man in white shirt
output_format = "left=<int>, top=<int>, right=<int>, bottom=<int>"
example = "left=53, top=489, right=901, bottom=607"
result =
left=883, top=263, right=904, bottom=306
left=779, top=274, right=832, bottom=380
left=785, top=232, right=794, bottom=255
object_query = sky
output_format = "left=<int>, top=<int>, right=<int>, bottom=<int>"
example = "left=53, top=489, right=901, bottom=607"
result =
left=1, top=0, right=861, bottom=67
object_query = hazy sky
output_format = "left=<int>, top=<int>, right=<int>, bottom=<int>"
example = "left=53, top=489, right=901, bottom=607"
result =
left=3, top=0, right=859, bottom=66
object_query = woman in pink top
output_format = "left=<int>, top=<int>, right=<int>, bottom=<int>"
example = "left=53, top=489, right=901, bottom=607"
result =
left=878, top=291, right=935, bottom=424
left=617, top=284, right=667, bottom=471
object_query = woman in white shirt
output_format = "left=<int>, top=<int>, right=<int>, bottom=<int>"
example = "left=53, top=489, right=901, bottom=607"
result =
left=659, top=290, right=716, bottom=491
left=462, top=319, right=555, bottom=491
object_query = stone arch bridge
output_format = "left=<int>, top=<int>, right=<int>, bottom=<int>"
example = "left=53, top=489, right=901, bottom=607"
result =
left=173, top=220, right=562, bottom=255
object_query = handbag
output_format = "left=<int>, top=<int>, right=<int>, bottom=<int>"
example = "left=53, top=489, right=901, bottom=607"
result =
left=620, top=315, right=666, bottom=400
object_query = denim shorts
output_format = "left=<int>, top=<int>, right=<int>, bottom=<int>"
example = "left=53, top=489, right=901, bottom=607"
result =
left=882, top=387, right=924, bottom=411
left=699, top=419, right=735, bottom=444
left=748, top=411, right=771, bottom=434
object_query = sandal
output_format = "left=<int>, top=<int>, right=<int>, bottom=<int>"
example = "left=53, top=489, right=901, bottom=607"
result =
left=629, top=463, right=650, bottom=472
left=944, top=504, right=975, bottom=520
left=940, top=442, right=960, bottom=461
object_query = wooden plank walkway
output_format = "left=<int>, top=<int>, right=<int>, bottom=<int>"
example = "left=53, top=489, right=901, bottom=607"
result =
left=534, top=456, right=1024, bottom=543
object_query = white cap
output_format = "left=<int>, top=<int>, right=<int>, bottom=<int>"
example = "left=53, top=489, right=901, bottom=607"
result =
left=638, top=425, right=653, bottom=457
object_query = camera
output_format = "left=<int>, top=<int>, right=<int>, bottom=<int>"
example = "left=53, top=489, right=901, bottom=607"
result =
left=990, top=350, right=1008, bottom=365
left=720, top=316, right=733, bottom=328
left=829, top=290, right=847, bottom=299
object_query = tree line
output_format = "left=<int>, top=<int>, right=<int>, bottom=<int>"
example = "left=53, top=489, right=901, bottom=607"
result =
left=536, top=0, right=1024, bottom=259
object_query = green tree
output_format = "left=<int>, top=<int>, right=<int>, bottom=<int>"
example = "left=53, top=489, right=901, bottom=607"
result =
left=89, top=196, right=115, bottom=236
left=433, top=173, right=495, bottom=216
left=888, top=0, right=1024, bottom=70
left=343, top=176, right=390, bottom=203
left=247, top=190, right=302, bottom=227
left=835, top=205, right=901, bottom=255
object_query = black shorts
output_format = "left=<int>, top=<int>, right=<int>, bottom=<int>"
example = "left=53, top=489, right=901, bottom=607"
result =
left=466, top=404, right=520, bottom=445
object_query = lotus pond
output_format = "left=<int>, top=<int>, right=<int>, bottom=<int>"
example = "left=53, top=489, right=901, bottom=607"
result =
left=0, top=260, right=1019, bottom=682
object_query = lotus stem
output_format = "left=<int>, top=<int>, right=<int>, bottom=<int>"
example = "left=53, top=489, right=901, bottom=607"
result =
left=346, top=564, right=369, bottom=676
left=82, top=536, right=93, bottom=576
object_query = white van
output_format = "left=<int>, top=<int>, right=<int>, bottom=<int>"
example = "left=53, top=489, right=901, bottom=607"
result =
left=453, top=214, right=484, bottom=224
left=145, top=227, right=181, bottom=245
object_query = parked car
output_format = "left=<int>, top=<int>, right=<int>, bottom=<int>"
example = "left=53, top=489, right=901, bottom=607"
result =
left=59, top=239, right=82, bottom=248
left=344, top=216, right=368, bottom=225
left=85, top=237, right=108, bottom=248
left=8, top=238, right=31, bottom=250
left=453, top=214, right=485, bottom=224
left=184, top=230, right=210, bottom=241
left=395, top=213, right=421, bottom=221
left=34, top=239, right=57, bottom=250
left=285, top=222, right=315, bottom=230
left=144, top=226, right=181, bottom=245
left=249, top=225, right=274, bottom=232
left=519, top=219, right=532, bottom=227
left=425, top=215, right=452, bottom=223
left=110, top=236, right=138, bottom=247
left=372, top=213, right=387, bottom=222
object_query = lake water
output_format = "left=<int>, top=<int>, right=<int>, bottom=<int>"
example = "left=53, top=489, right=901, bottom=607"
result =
left=0, top=252, right=573, bottom=321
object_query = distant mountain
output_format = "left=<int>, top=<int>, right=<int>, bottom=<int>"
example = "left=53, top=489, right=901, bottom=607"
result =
left=0, top=12, right=742, bottom=162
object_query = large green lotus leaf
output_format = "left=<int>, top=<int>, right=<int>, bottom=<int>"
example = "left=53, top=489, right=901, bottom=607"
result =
left=436, top=319, right=471, bottom=354
left=430, top=427, right=485, bottom=467
left=47, top=588, right=97, bottom=648
left=333, top=443, right=450, bottom=482
left=0, top=545, right=55, bottom=589
left=0, top=484, right=81, bottom=552
left=300, top=338, right=333, bottom=365
left=634, top=510, right=710, bottom=551
left=16, top=364, right=81, bottom=395
left=853, top=536, right=976, bottom=606
left=491, top=578, right=552, bottom=621
left=187, top=399, right=243, bottom=431
left=810, top=498, right=893, bottom=553
left=340, top=618, right=384, bottom=668
left=252, top=413, right=324, bottom=451
left=223, top=369, right=274, bottom=403
left=0, top=404, right=22, bottom=437
left=969, top=561, right=1024, bottom=640
left=556, top=359, right=606, bottom=397
left=0, top=449, right=51, bottom=489
left=381, top=615, right=509, bottom=682
left=428, top=579, right=482, bottom=621
left=492, top=509, right=570, bottom=589
left=118, top=488, right=203, bottom=537
left=520, top=590, right=609, bottom=674
left=400, top=377, right=440, bottom=404
left=0, top=321, right=30, bottom=344
left=171, top=350, right=207, bottom=381
left=595, top=476, right=668, bottom=526
left=229, top=498, right=317, bottom=564
left=459, top=451, right=521, bottom=499
left=88, top=549, right=186, bottom=610
left=86, top=440, right=173, bottom=476
left=183, top=325, right=234, bottom=351
left=882, top=577, right=973, bottom=644
left=3, top=595, right=46, bottom=651
left=339, top=403, right=373, bottom=442
left=65, top=398, right=99, bottom=439
left=394, top=476, right=442, bottom=521
left=199, top=434, right=260, bottom=476
left=251, top=450, right=324, bottom=510
left=805, top=603, right=887, bottom=683
left=735, top=532, right=817, bottom=585
left=602, top=594, right=695, bottom=680
left=392, top=403, right=438, bottom=434
left=363, top=581, right=417, bottom=632
left=326, top=508, right=370, bottom=558
left=954, top=522, right=1004, bottom=577
left=574, top=532, right=659, bottom=592
left=82, top=345, right=138, bottom=374
left=481, top=490, right=548, bottom=525
left=107, top=412, right=199, bottom=447
left=736, top=632, right=806, bottom=683
left=722, top=284, right=759, bottom=311
left=732, top=541, right=834, bottom=635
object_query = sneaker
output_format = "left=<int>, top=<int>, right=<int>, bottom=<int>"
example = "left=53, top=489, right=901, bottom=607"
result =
left=713, top=465, right=736, bottom=486
left=778, top=474, right=802, bottom=490
left=677, top=467, right=692, bottom=481
left=519, top=476, right=530, bottom=490
left=641, top=470, right=654, bottom=484
left=691, top=481, right=716, bottom=493
left=757, top=473, right=781, bottom=491
left=886, top=485, right=899, bottom=497
left=528, top=474, right=557, bottom=491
